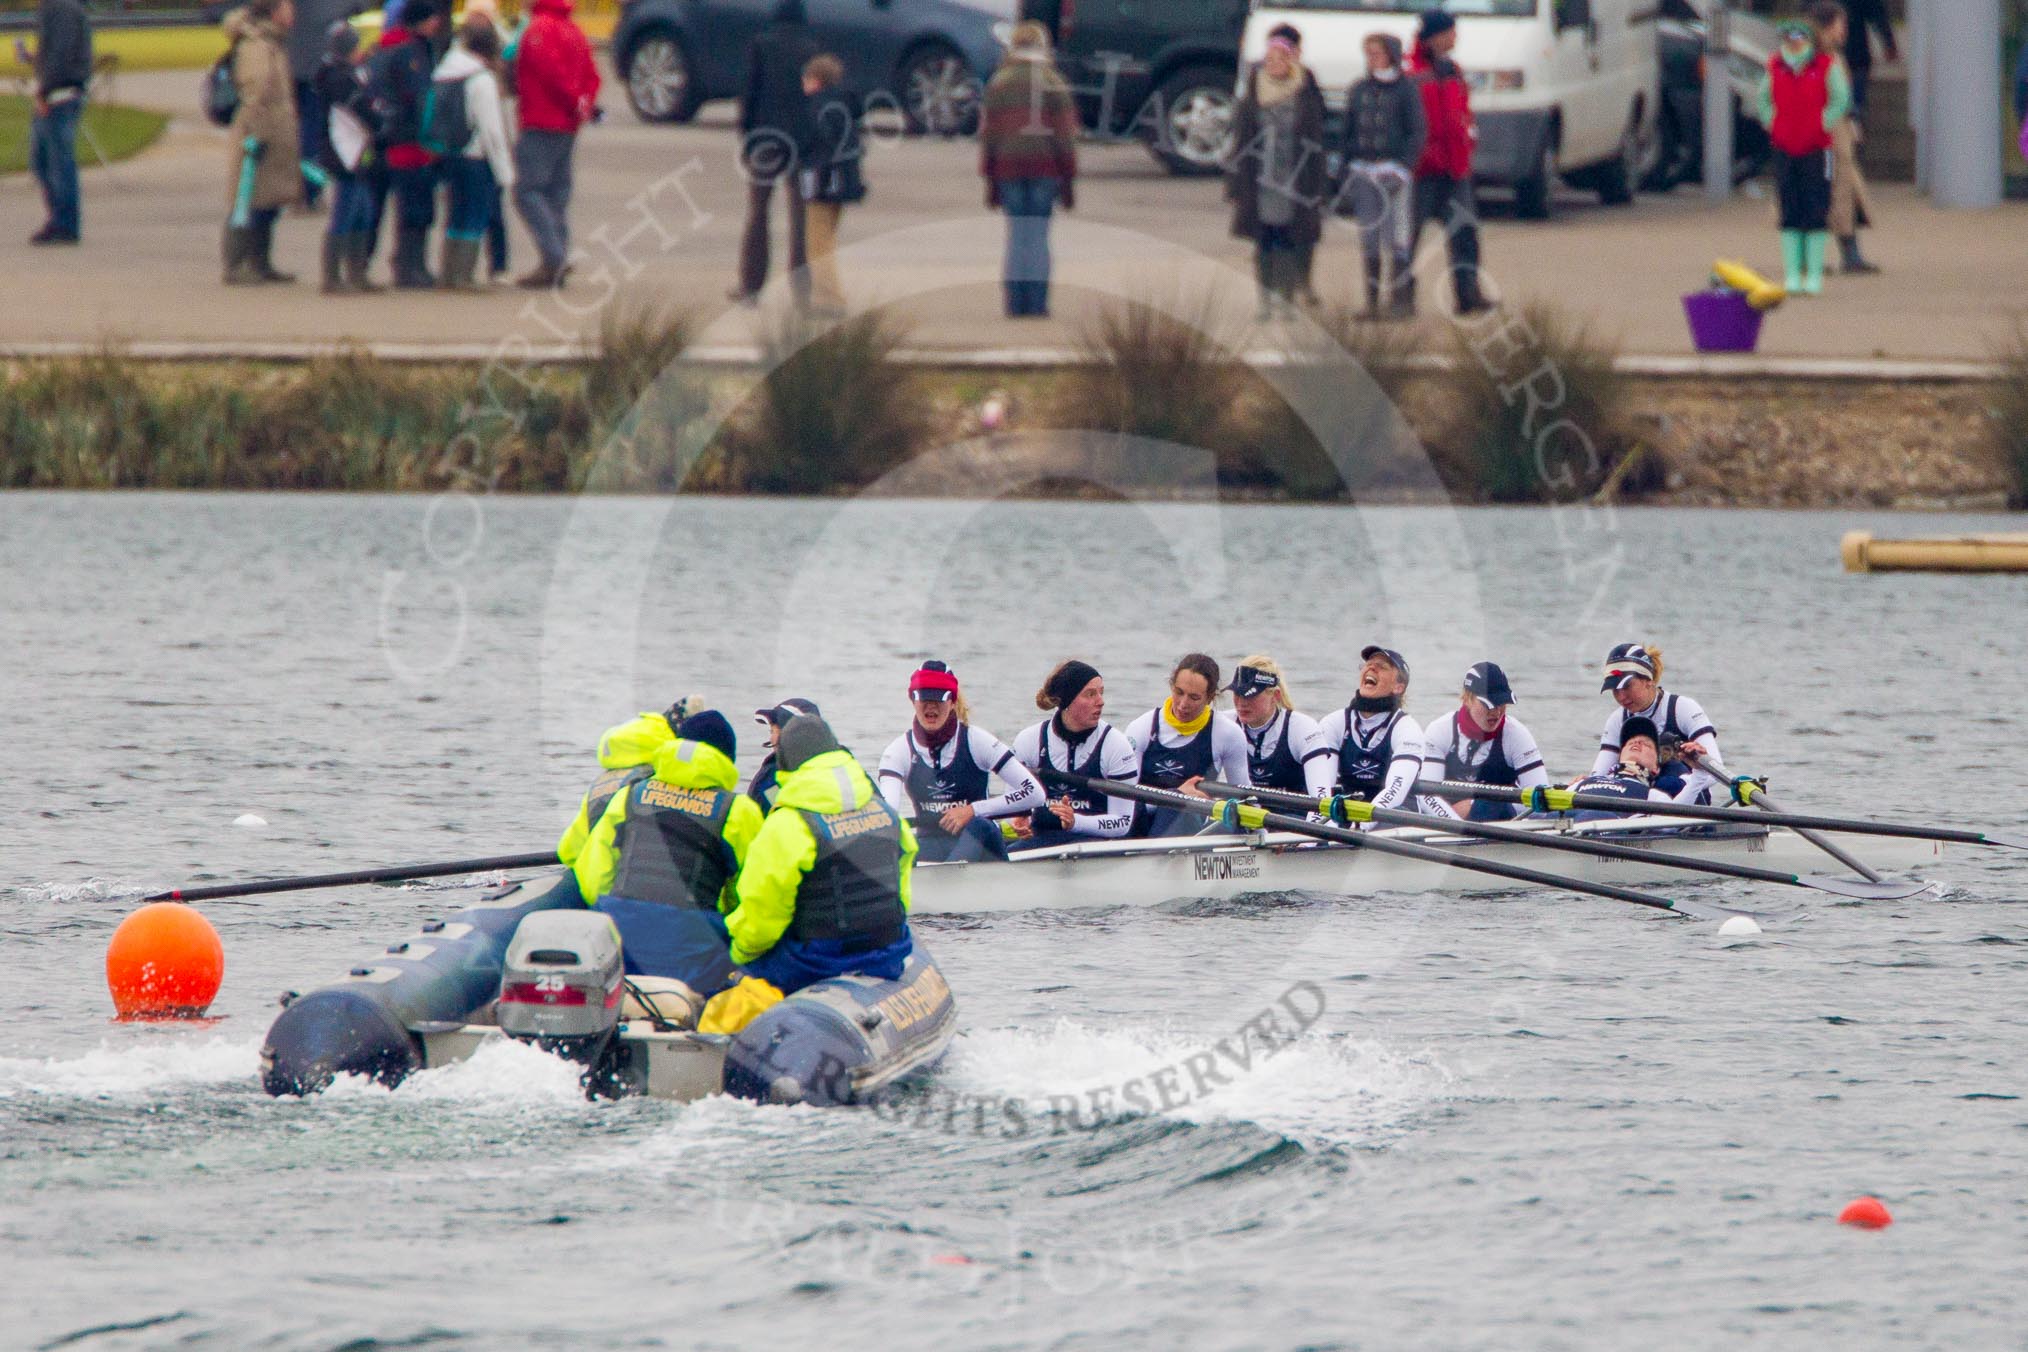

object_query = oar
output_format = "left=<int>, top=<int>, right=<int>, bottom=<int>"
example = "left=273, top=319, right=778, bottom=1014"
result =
left=1676, top=746, right=1883, bottom=882
left=1193, top=780, right=1926, bottom=900
left=1042, top=771, right=1756, bottom=922
left=144, top=852, right=559, bottom=903
left=1411, top=776, right=2028, bottom=852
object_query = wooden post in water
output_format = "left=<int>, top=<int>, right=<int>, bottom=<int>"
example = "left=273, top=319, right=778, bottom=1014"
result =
left=1842, top=531, right=2028, bottom=573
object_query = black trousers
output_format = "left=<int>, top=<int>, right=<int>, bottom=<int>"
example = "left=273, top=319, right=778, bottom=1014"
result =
left=1411, top=173, right=1485, bottom=310
left=1773, top=148, right=1832, bottom=231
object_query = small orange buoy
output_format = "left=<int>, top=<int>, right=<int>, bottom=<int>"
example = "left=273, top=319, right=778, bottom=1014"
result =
left=930, top=1254, right=974, bottom=1266
left=1838, top=1196, right=1893, bottom=1229
left=106, top=903, right=225, bottom=1020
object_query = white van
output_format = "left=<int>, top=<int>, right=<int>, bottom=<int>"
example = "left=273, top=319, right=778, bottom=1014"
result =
left=1238, top=0, right=1661, bottom=217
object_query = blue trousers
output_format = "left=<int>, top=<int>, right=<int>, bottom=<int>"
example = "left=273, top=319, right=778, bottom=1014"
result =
left=31, top=97, right=83, bottom=237
left=999, top=177, right=1057, bottom=316
left=597, top=897, right=742, bottom=993
left=326, top=172, right=379, bottom=238
left=441, top=156, right=496, bottom=240
left=381, top=163, right=438, bottom=231
left=741, top=929, right=913, bottom=995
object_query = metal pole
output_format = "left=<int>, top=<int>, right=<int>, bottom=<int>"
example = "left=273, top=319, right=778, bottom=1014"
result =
left=1928, top=0, right=2004, bottom=207
left=1909, top=0, right=1931, bottom=193
left=1703, top=0, right=1735, bottom=201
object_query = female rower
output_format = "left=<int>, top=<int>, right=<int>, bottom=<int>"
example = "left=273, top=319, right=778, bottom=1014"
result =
left=1594, top=642, right=1724, bottom=803
left=1567, top=716, right=1678, bottom=814
left=1122, top=652, right=1252, bottom=837
left=877, top=660, right=1044, bottom=863
left=1419, top=661, right=1549, bottom=821
left=1226, top=655, right=1336, bottom=797
left=1316, top=644, right=1448, bottom=816
left=1009, top=659, right=1139, bottom=848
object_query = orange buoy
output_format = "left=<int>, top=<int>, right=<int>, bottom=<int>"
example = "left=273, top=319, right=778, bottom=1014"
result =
left=1838, top=1196, right=1893, bottom=1229
left=106, top=902, right=225, bottom=1020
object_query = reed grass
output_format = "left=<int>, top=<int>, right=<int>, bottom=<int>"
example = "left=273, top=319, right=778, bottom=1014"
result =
left=1988, top=323, right=2028, bottom=509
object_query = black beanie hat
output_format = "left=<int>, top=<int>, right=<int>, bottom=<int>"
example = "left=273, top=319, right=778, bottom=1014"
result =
left=1041, top=660, right=1102, bottom=710
left=678, top=710, right=737, bottom=764
left=777, top=714, right=841, bottom=773
left=1418, top=9, right=1456, bottom=40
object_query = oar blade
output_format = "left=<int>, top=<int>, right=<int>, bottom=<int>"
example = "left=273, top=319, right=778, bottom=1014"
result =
left=1799, top=873, right=1937, bottom=901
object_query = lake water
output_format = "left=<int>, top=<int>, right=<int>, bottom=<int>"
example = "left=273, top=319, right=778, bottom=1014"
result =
left=4, top=492, right=2025, bottom=1350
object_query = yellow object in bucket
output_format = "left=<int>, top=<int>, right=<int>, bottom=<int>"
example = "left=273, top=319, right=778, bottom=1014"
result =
left=698, top=976, right=785, bottom=1034
left=1712, top=259, right=1786, bottom=311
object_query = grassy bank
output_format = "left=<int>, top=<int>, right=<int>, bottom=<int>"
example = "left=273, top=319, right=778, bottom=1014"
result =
left=0, top=303, right=2016, bottom=507
left=0, top=96, right=166, bottom=176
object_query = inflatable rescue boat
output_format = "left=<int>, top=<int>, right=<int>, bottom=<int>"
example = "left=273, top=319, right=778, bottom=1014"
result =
left=259, top=874, right=957, bottom=1105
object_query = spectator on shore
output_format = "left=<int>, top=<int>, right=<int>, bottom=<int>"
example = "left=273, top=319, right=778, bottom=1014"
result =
left=1271, top=24, right=1322, bottom=307
left=1838, top=0, right=1895, bottom=115
left=284, top=0, right=349, bottom=207
left=1406, top=9, right=1489, bottom=316
left=223, top=0, right=302, bottom=285
left=980, top=20, right=1078, bottom=319
left=797, top=53, right=863, bottom=317
left=312, top=19, right=382, bottom=292
left=434, top=17, right=514, bottom=291
left=1813, top=1, right=1877, bottom=276
left=1228, top=25, right=1326, bottom=322
left=23, top=0, right=91, bottom=246
left=731, top=0, right=818, bottom=307
left=1758, top=17, right=1845, bottom=296
left=512, top=0, right=600, bottom=290
left=461, top=0, right=512, bottom=281
left=1342, top=32, right=1424, bottom=319
left=365, top=0, right=447, bottom=288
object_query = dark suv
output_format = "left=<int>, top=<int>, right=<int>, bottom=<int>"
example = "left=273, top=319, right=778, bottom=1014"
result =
left=615, top=0, right=1014, bottom=134
left=1024, top=0, right=1248, bottom=175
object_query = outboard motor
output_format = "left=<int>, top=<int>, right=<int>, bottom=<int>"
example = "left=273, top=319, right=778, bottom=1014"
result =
left=497, top=912, right=624, bottom=1089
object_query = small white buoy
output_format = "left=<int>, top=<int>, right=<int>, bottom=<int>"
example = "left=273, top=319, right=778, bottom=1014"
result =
left=1718, top=915, right=1762, bottom=938
left=233, top=813, right=268, bottom=829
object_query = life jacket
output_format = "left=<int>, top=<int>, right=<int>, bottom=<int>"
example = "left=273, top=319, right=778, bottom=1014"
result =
left=1768, top=50, right=1834, bottom=156
left=607, top=778, right=741, bottom=909
left=582, top=764, right=652, bottom=834
left=1244, top=711, right=1308, bottom=795
left=1336, top=707, right=1406, bottom=801
left=787, top=795, right=908, bottom=951
left=902, top=726, right=991, bottom=842
left=747, top=755, right=782, bottom=813
left=1039, top=720, right=1118, bottom=818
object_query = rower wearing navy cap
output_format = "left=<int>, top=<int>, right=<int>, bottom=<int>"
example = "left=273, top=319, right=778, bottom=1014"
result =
left=1420, top=661, right=1550, bottom=821
left=1009, top=659, right=1139, bottom=847
left=1593, top=642, right=1724, bottom=803
left=1318, top=645, right=1443, bottom=816
left=749, top=697, right=822, bottom=812
left=1122, top=653, right=1253, bottom=837
left=1225, top=654, right=1336, bottom=797
left=877, top=660, right=1045, bottom=862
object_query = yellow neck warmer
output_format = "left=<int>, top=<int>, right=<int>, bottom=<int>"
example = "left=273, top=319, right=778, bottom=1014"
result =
left=1162, top=698, right=1210, bottom=736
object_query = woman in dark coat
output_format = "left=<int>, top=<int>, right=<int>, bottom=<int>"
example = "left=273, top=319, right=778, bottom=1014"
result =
left=1227, top=25, right=1328, bottom=321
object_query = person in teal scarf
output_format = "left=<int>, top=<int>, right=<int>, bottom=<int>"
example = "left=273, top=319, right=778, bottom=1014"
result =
left=1757, top=17, right=1850, bottom=295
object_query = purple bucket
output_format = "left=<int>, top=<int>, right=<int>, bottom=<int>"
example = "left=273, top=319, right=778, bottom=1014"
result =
left=1682, top=290, right=1764, bottom=353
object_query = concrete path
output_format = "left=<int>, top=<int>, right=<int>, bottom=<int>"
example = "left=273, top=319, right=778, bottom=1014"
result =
left=4, top=63, right=2022, bottom=362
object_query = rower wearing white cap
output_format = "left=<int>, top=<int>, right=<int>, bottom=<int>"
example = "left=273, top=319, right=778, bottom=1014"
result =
left=1009, top=659, right=1139, bottom=847
left=1317, top=645, right=1445, bottom=816
left=748, top=696, right=822, bottom=812
left=1593, top=642, right=1724, bottom=803
left=1420, top=661, right=1550, bottom=821
left=1122, top=653, right=1253, bottom=837
left=877, top=660, right=1044, bottom=862
left=1225, top=655, right=1336, bottom=797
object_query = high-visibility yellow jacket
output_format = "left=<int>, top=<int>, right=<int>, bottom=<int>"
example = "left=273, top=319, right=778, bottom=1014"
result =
left=556, top=711, right=679, bottom=865
left=726, top=750, right=917, bottom=966
left=573, top=738, right=764, bottom=911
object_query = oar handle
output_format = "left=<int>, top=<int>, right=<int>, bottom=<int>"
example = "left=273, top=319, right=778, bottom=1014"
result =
left=1040, top=771, right=1695, bottom=916
left=145, top=852, right=560, bottom=903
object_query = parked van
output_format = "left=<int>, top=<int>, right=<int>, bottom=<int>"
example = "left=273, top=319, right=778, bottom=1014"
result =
left=1238, top=0, right=1661, bottom=217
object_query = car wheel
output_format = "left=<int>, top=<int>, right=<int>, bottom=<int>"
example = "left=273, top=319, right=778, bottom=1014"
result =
left=1514, top=137, right=1556, bottom=219
left=1145, top=64, right=1236, bottom=177
left=624, top=31, right=698, bottom=124
left=899, top=44, right=979, bottom=137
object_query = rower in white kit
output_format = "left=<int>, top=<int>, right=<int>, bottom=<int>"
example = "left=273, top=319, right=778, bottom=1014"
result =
left=1594, top=642, right=1724, bottom=803
left=1420, top=662, right=1550, bottom=822
left=876, top=660, right=1044, bottom=863
left=1009, top=659, right=1139, bottom=849
left=1121, top=653, right=1253, bottom=837
left=1317, top=645, right=1452, bottom=819
left=1225, top=655, right=1336, bottom=798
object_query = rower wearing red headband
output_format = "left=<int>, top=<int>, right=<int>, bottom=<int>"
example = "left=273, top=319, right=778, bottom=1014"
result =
left=876, top=660, right=1045, bottom=862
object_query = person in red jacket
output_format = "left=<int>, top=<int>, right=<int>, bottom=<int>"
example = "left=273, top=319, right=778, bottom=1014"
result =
left=1756, top=17, right=1848, bottom=294
left=512, top=0, right=600, bottom=289
left=1405, top=10, right=1488, bottom=316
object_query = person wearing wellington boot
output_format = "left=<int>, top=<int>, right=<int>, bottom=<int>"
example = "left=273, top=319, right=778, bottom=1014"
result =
left=1758, top=18, right=1846, bottom=296
left=222, top=0, right=302, bottom=286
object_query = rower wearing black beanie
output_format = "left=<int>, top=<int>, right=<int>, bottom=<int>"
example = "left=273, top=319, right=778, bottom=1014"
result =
left=1009, top=659, right=1139, bottom=847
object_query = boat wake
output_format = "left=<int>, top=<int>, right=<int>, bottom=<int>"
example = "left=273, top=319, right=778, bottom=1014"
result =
left=0, top=1035, right=258, bottom=1099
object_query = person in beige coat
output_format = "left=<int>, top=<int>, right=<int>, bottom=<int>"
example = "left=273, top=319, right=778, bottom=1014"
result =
left=223, top=0, right=302, bottom=285
left=1815, top=1, right=1877, bottom=275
